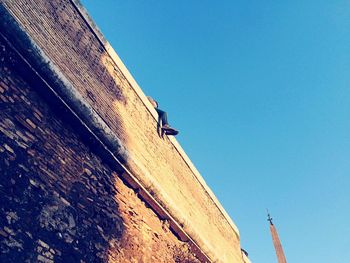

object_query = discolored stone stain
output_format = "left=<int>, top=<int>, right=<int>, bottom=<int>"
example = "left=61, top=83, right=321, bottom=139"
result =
left=0, top=33, right=200, bottom=262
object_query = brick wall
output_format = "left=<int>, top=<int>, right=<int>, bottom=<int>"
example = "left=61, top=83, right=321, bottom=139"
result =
left=0, top=37, right=200, bottom=263
left=0, top=0, right=246, bottom=261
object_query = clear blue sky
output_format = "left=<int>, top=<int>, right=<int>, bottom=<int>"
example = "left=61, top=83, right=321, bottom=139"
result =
left=81, top=1, right=350, bottom=262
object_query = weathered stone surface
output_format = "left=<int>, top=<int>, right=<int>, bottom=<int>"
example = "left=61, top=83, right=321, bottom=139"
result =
left=0, top=39, right=200, bottom=262
left=0, top=0, right=250, bottom=261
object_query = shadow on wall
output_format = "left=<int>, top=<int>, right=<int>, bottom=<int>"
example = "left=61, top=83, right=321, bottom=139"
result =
left=0, top=28, right=201, bottom=263
left=0, top=36, right=125, bottom=263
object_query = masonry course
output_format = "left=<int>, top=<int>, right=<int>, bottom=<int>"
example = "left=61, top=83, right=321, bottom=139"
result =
left=0, top=0, right=250, bottom=262
left=0, top=39, right=201, bottom=262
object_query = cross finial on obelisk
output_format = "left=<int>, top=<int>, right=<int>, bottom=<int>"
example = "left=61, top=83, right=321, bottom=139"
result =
left=267, top=209, right=273, bottom=225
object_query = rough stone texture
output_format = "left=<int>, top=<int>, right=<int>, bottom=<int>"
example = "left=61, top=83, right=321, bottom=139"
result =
left=0, top=0, right=248, bottom=261
left=0, top=38, right=200, bottom=263
left=0, top=1, right=243, bottom=261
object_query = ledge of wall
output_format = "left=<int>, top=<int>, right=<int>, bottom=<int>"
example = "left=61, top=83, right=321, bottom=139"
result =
left=0, top=0, right=245, bottom=262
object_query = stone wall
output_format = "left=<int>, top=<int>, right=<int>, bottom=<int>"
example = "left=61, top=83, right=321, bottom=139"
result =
left=0, top=37, right=200, bottom=263
left=0, top=0, right=249, bottom=262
